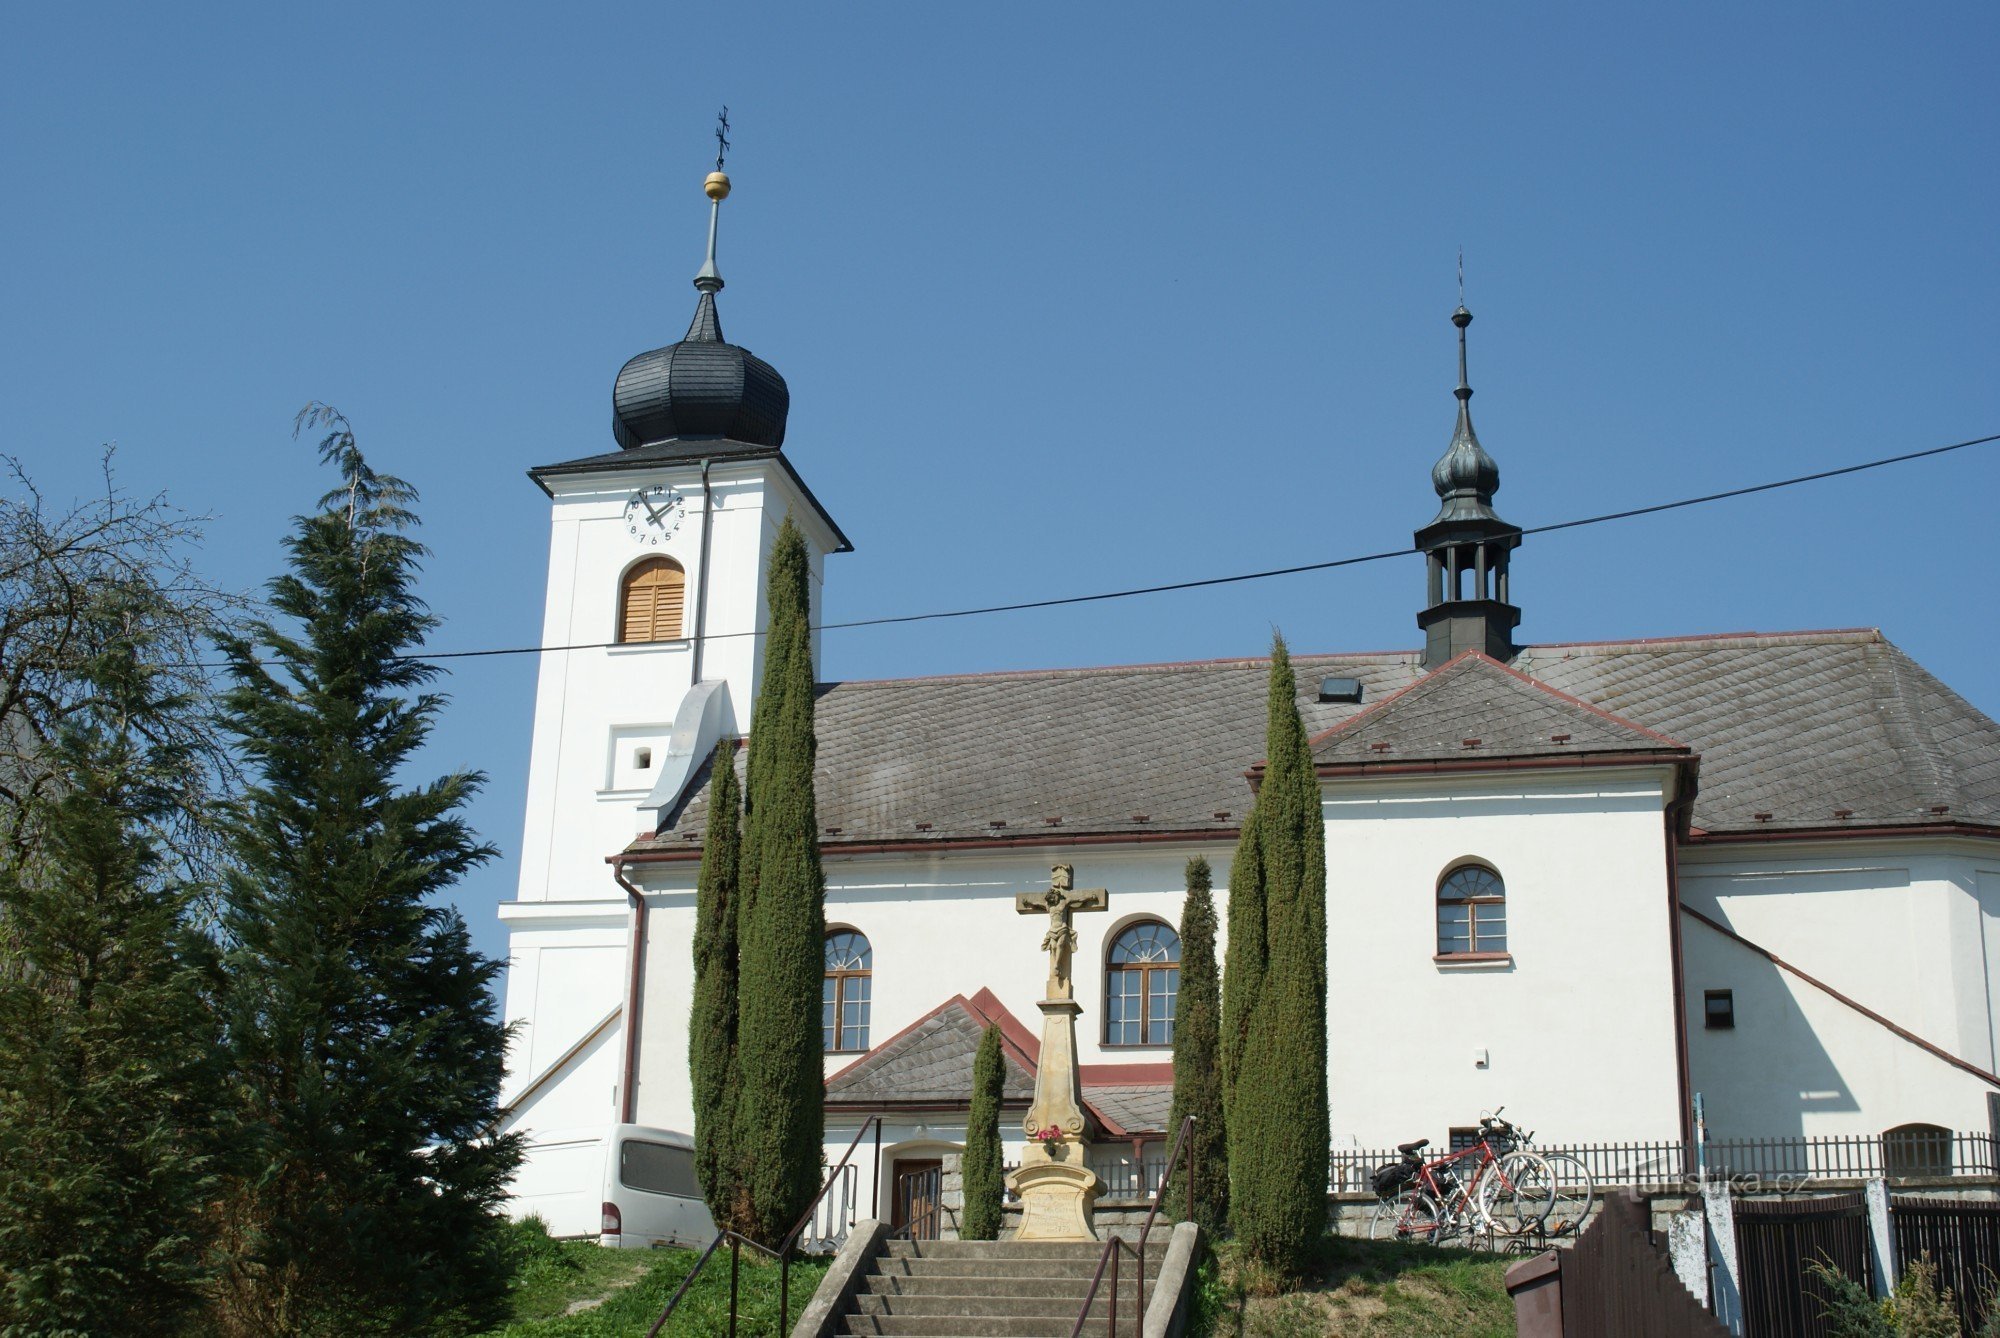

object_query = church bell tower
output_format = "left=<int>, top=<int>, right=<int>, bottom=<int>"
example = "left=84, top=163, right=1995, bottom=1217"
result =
left=1415, top=304, right=1521, bottom=668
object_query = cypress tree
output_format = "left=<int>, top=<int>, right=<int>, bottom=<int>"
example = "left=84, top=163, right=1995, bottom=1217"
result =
left=0, top=620, right=225, bottom=1335
left=690, top=738, right=745, bottom=1231
left=734, top=515, right=827, bottom=1245
left=1228, top=635, right=1329, bottom=1278
left=211, top=407, right=521, bottom=1334
left=1166, top=857, right=1227, bottom=1235
left=960, top=1024, right=1006, bottom=1240
left=1219, top=809, right=1265, bottom=1125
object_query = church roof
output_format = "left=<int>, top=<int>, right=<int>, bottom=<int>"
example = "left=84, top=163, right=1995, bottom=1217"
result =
left=825, top=990, right=1037, bottom=1108
left=1310, top=650, right=1691, bottom=767
left=633, top=628, right=2000, bottom=854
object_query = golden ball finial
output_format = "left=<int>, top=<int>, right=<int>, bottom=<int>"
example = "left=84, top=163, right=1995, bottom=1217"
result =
left=704, top=171, right=731, bottom=201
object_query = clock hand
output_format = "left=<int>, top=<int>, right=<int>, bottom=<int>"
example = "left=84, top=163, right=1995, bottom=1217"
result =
left=642, top=499, right=667, bottom=525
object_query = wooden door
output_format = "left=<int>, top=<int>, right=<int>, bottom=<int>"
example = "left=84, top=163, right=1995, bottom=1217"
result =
left=891, top=1159, right=943, bottom=1240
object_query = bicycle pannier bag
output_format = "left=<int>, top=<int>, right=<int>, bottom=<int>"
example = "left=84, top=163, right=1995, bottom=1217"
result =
left=1371, top=1161, right=1413, bottom=1197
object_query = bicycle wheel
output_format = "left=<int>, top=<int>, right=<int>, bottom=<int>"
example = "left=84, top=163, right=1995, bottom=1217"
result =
left=1476, top=1150, right=1554, bottom=1236
left=1536, top=1152, right=1596, bottom=1237
left=1369, top=1190, right=1445, bottom=1244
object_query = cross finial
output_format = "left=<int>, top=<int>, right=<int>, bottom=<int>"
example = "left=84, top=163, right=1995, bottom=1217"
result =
left=697, top=109, right=733, bottom=295
left=714, top=106, right=731, bottom=174
left=1458, top=247, right=1465, bottom=308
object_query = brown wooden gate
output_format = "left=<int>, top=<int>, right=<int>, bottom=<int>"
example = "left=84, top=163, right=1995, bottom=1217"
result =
left=1891, top=1195, right=2000, bottom=1334
left=1514, top=1190, right=1725, bottom=1337
left=891, top=1159, right=942, bottom=1240
left=1735, top=1193, right=1872, bottom=1338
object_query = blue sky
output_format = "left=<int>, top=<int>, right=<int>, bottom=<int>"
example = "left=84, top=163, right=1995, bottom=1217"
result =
left=4, top=4, right=1995, bottom=963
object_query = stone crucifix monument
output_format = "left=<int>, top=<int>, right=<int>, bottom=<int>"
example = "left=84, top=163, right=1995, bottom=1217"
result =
left=1006, top=863, right=1109, bottom=1241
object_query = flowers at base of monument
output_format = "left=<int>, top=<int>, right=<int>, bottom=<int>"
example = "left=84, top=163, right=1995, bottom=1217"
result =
left=1033, top=1124, right=1064, bottom=1152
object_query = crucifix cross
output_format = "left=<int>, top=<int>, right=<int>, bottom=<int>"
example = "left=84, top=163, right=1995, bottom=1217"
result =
left=1016, top=864, right=1108, bottom=1000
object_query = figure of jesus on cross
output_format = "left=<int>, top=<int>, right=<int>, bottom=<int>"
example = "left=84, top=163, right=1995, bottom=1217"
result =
left=1016, top=863, right=1107, bottom=1001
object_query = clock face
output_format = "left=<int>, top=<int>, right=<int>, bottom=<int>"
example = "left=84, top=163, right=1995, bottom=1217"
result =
left=623, top=485, right=687, bottom=546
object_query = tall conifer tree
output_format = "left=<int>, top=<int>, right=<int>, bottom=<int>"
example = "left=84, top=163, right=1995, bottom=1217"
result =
left=1220, top=805, right=1264, bottom=1126
left=734, top=515, right=826, bottom=1245
left=0, top=621, right=224, bottom=1335
left=1229, top=636, right=1329, bottom=1278
left=960, top=1024, right=1006, bottom=1240
left=690, top=739, right=745, bottom=1230
left=1166, top=857, right=1227, bottom=1234
left=212, top=408, right=520, bottom=1334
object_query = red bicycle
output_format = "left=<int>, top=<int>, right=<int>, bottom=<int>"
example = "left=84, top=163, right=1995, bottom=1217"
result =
left=1367, top=1110, right=1552, bottom=1245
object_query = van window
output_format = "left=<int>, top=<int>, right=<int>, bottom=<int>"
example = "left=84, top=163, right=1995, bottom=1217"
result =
left=620, top=1140, right=699, bottom=1197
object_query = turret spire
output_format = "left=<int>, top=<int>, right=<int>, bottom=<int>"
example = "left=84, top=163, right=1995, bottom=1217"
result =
left=1414, top=289, right=1521, bottom=668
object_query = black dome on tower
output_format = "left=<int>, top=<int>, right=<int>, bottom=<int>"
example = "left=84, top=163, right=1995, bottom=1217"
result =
left=611, top=290, right=789, bottom=450
left=611, top=167, right=789, bottom=451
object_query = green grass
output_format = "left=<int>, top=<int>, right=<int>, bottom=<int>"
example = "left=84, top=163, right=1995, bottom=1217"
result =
left=479, top=1218, right=830, bottom=1337
left=1195, top=1233, right=1515, bottom=1338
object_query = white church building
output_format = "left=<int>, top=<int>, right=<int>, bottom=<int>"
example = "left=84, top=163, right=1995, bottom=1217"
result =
left=495, top=178, right=2000, bottom=1238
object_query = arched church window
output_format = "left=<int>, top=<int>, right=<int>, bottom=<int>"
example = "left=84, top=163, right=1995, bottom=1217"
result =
left=1437, top=864, right=1506, bottom=957
left=1105, top=921, right=1180, bottom=1046
left=619, top=557, right=686, bottom=643
left=823, top=930, right=872, bottom=1053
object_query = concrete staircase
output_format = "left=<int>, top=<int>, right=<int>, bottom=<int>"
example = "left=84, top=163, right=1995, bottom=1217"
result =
left=837, top=1237, right=1164, bottom=1337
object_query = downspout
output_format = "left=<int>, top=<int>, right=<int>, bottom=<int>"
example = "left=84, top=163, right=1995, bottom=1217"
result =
left=612, top=856, right=648, bottom=1125
left=1664, top=773, right=1698, bottom=1154
left=689, top=457, right=714, bottom=686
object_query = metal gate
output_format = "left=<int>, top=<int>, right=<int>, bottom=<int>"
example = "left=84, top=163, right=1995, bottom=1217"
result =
left=1735, top=1194, right=1872, bottom=1338
left=1891, top=1195, right=2000, bottom=1334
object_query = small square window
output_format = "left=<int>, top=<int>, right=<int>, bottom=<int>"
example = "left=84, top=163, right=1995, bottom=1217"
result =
left=1704, top=989, right=1735, bottom=1030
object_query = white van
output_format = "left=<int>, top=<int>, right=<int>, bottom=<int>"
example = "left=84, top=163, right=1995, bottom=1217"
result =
left=509, top=1124, right=715, bottom=1249
left=598, top=1124, right=716, bottom=1249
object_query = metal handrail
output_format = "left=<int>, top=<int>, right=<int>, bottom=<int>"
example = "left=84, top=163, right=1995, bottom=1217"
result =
left=651, top=1115, right=883, bottom=1338
left=642, top=1229, right=778, bottom=1338
left=1069, top=1113, right=1198, bottom=1338
left=777, top=1115, right=883, bottom=1335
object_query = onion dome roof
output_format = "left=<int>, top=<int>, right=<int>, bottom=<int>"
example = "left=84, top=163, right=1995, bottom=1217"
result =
left=1428, top=305, right=1503, bottom=526
left=611, top=287, right=789, bottom=450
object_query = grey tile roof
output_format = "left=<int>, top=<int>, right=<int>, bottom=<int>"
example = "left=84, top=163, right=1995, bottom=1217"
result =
left=1084, top=1085, right=1173, bottom=1136
left=825, top=997, right=1036, bottom=1106
left=638, top=629, right=2000, bottom=851
left=1311, top=651, right=1690, bottom=766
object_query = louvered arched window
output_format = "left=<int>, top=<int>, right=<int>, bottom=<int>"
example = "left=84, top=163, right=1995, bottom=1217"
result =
left=1105, top=921, right=1180, bottom=1046
left=619, top=557, right=686, bottom=643
left=1437, top=863, right=1506, bottom=957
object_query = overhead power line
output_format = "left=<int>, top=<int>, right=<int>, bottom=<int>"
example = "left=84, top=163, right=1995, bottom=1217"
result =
left=219, top=427, right=2000, bottom=667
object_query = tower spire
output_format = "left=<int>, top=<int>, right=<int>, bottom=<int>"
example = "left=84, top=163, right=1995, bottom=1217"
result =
left=688, top=108, right=731, bottom=341
left=1414, top=287, right=1521, bottom=668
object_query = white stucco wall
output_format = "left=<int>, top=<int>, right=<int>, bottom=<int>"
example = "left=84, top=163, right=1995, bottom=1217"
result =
left=1323, top=767, right=1685, bottom=1149
left=1680, top=839, right=2000, bottom=1139
left=627, top=846, right=1233, bottom=1132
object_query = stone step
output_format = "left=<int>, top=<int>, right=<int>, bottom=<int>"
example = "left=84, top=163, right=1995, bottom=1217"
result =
left=869, top=1257, right=1105, bottom=1281
left=864, top=1274, right=1098, bottom=1299
left=841, top=1317, right=1141, bottom=1337
left=882, top=1240, right=1107, bottom=1261
left=854, top=1291, right=1155, bottom=1319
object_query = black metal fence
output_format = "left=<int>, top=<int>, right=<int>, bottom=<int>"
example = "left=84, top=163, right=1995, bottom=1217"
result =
left=1891, top=1195, right=2000, bottom=1334
left=1330, top=1131, right=1999, bottom=1194
left=1088, top=1145, right=1170, bottom=1199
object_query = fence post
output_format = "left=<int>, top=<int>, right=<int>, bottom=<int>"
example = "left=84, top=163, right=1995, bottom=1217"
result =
left=1864, top=1178, right=1897, bottom=1299
left=1703, top=1180, right=1745, bottom=1336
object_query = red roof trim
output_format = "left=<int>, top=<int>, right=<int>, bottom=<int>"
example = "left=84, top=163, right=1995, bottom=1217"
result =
left=1686, top=821, right=2000, bottom=846
left=620, top=827, right=1239, bottom=864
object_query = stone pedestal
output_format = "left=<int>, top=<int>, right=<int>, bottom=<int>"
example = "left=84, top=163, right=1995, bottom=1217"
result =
left=1006, top=996, right=1100, bottom=1241
left=1011, top=1141, right=1101, bottom=1241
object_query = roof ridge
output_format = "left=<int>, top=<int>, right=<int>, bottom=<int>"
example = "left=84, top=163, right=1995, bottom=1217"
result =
left=1867, top=641, right=1962, bottom=813
left=1523, top=627, right=1883, bottom=652
left=822, top=649, right=1420, bottom=690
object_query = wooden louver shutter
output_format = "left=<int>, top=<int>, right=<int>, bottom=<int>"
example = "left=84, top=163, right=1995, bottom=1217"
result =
left=620, top=559, right=686, bottom=643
